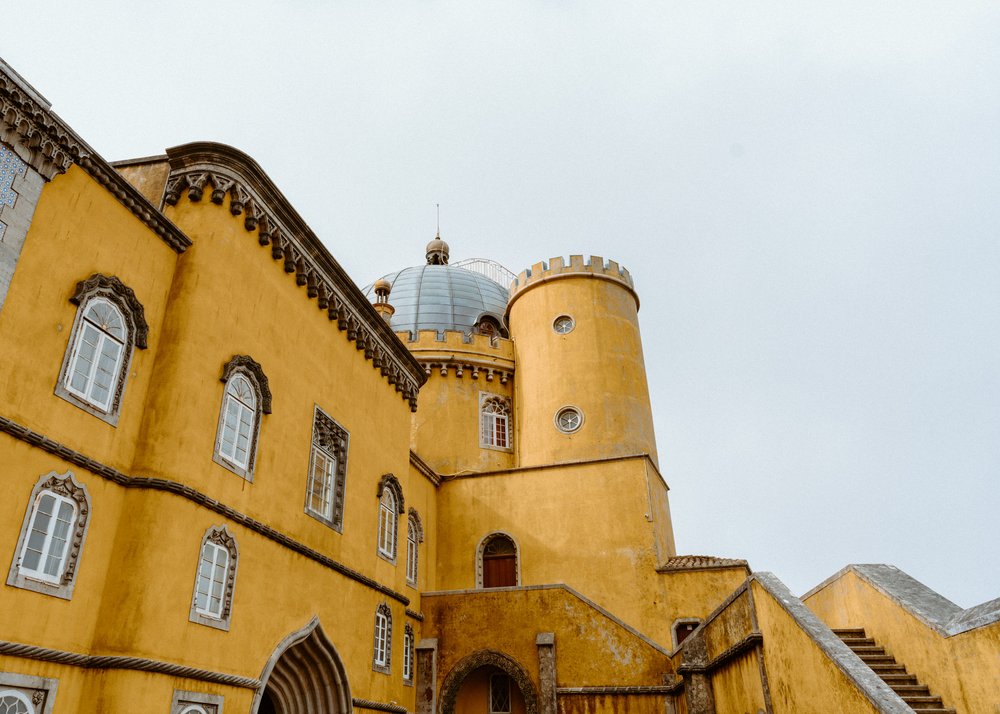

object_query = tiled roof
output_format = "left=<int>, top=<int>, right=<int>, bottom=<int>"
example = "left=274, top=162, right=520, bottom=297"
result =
left=657, top=555, right=750, bottom=573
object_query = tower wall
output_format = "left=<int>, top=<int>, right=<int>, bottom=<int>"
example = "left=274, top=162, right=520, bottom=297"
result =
left=507, top=255, right=658, bottom=468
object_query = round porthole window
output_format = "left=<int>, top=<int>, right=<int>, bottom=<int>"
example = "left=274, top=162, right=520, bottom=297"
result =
left=554, top=406, right=583, bottom=433
left=552, top=315, right=575, bottom=334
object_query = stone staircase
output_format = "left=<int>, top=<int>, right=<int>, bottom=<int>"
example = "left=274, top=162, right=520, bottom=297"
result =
left=833, top=628, right=955, bottom=713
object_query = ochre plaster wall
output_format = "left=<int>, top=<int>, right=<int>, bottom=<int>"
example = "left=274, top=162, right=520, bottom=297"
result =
left=709, top=655, right=767, bottom=714
left=558, top=693, right=667, bottom=714
left=804, top=570, right=1000, bottom=714
left=508, top=272, right=657, bottom=469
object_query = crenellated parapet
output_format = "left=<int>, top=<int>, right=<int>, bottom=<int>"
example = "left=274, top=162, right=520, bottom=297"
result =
left=401, top=330, right=515, bottom=384
left=508, top=255, right=638, bottom=310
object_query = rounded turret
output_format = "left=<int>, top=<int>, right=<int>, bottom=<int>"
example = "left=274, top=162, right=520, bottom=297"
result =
left=507, top=255, right=658, bottom=468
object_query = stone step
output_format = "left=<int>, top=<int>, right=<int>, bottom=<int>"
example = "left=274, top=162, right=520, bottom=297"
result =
left=879, top=673, right=918, bottom=685
left=869, top=663, right=907, bottom=674
left=904, top=695, right=945, bottom=706
left=907, top=709, right=955, bottom=714
left=858, top=654, right=897, bottom=665
left=832, top=627, right=867, bottom=637
left=890, top=684, right=931, bottom=696
left=840, top=636, right=876, bottom=647
left=848, top=645, right=886, bottom=656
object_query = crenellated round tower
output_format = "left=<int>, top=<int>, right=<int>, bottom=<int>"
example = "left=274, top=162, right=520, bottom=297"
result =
left=506, top=255, right=658, bottom=468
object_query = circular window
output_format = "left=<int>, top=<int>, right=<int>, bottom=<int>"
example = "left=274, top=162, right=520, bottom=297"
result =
left=552, top=315, right=575, bottom=334
left=554, top=406, right=583, bottom=433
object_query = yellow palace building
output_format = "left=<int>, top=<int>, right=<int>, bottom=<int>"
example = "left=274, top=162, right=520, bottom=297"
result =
left=0, top=57, right=996, bottom=714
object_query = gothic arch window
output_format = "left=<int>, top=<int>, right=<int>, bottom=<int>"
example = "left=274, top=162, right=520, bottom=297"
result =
left=55, top=274, right=148, bottom=425
left=213, top=355, right=271, bottom=481
left=376, top=474, right=404, bottom=563
left=372, top=603, right=392, bottom=674
left=477, top=533, right=519, bottom=589
left=6, top=471, right=92, bottom=600
left=402, top=624, right=414, bottom=684
left=189, top=525, right=239, bottom=631
left=480, top=394, right=512, bottom=451
left=405, top=509, right=424, bottom=586
left=305, top=406, right=350, bottom=530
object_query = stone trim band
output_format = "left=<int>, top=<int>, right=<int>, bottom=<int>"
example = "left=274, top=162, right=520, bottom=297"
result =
left=0, top=639, right=260, bottom=689
left=676, top=632, right=763, bottom=675
left=353, top=697, right=409, bottom=713
left=0, top=413, right=411, bottom=606
left=556, top=686, right=681, bottom=695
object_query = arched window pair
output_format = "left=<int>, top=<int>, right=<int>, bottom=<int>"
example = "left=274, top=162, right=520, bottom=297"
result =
left=213, top=356, right=271, bottom=481
left=55, top=274, right=148, bottom=424
left=477, top=533, right=519, bottom=589
left=6, top=471, right=91, bottom=600
left=480, top=394, right=511, bottom=451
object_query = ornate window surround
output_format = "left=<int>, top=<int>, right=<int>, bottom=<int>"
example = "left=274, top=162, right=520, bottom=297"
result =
left=6, top=471, right=91, bottom=600
left=479, top=393, right=512, bottom=452
left=405, top=508, right=423, bottom=587
left=304, top=406, right=350, bottom=531
left=0, top=671, right=58, bottom=714
left=475, top=532, right=521, bottom=589
left=376, top=474, right=404, bottom=564
left=170, top=689, right=224, bottom=714
left=188, top=525, right=239, bottom=632
left=372, top=603, right=393, bottom=674
left=402, top=624, right=414, bottom=685
left=54, top=274, right=148, bottom=426
left=213, top=355, right=271, bottom=481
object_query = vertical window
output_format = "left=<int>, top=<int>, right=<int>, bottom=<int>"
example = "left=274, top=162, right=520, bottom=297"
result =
left=306, top=407, right=349, bottom=529
left=213, top=356, right=271, bottom=481
left=375, top=474, right=404, bottom=563
left=189, top=526, right=239, bottom=631
left=480, top=395, right=511, bottom=450
left=478, top=533, right=518, bottom=589
left=7, top=471, right=91, bottom=600
left=406, top=509, right=423, bottom=586
left=56, top=274, right=148, bottom=424
left=372, top=603, right=392, bottom=673
left=490, top=674, right=512, bottom=714
left=403, top=624, right=414, bottom=683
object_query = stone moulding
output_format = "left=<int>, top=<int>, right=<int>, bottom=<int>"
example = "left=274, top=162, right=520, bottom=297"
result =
left=0, top=413, right=411, bottom=607
left=71, top=274, right=150, bottom=349
left=439, top=649, right=539, bottom=714
left=221, top=354, right=272, bottom=414
left=354, top=698, right=408, bottom=714
left=162, top=142, right=425, bottom=411
left=0, top=60, right=190, bottom=253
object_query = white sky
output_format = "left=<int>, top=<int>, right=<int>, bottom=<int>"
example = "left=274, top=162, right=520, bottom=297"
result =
left=5, top=1, right=998, bottom=607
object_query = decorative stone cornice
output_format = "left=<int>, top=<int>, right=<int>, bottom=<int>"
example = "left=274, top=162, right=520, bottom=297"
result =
left=409, top=450, right=441, bottom=487
left=71, top=274, right=150, bottom=349
left=0, top=59, right=190, bottom=253
left=376, top=473, right=405, bottom=514
left=221, top=355, right=272, bottom=414
left=163, top=142, right=425, bottom=410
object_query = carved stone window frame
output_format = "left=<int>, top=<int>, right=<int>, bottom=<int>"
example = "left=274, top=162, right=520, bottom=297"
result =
left=479, top=393, right=513, bottom=452
left=304, top=406, right=350, bottom=531
left=372, top=602, right=393, bottom=674
left=6, top=471, right=91, bottom=601
left=0, top=671, right=59, bottom=714
left=170, top=689, right=224, bottom=714
left=376, top=474, right=404, bottom=564
left=405, top=508, right=424, bottom=588
left=54, top=274, right=148, bottom=426
left=475, top=532, right=521, bottom=589
left=213, top=355, right=271, bottom=482
left=188, top=525, right=239, bottom=632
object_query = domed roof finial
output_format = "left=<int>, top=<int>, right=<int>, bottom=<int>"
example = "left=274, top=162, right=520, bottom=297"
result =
left=372, top=278, right=395, bottom=323
left=426, top=204, right=449, bottom=264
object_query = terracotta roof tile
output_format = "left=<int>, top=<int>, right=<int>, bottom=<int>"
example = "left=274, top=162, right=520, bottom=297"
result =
left=657, top=555, right=750, bottom=573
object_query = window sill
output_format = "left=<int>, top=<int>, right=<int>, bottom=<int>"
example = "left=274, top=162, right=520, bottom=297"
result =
left=54, top=385, right=121, bottom=426
left=188, top=609, right=231, bottom=632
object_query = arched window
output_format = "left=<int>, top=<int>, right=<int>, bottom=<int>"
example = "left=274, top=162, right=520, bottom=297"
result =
left=406, top=509, right=423, bottom=586
left=0, top=690, right=34, bottom=714
left=403, top=624, right=414, bottom=683
left=376, top=474, right=404, bottom=562
left=480, top=394, right=511, bottom=450
left=189, top=526, right=239, bottom=631
left=7, top=471, right=91, bottom=600
left=56, top=274, right=148, bottom=423
left=372, top=603, right=392, bottom=673
left=214, top=355, right=271, bottom=481
left=478, top=533, right=519, bottom=589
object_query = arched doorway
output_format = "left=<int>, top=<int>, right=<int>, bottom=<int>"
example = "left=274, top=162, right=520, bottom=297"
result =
left=477, top=533, right=518, bottom=588
left=439, top=650, right=538, bottom=714
left=252, top=617, right=351, bottom=714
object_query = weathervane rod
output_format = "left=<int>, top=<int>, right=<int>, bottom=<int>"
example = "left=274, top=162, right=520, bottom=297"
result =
left=436, top=203, right=440, bottom=237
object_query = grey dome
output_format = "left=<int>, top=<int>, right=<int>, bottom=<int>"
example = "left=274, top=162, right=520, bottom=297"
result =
left=363, top=264, right=509, bottom=334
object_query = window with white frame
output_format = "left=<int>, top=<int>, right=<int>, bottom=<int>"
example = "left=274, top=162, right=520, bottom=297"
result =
left=372, top=603, right=392, bottom=673
left=213, top=355, right=271, bottom=481
left=403, top=624, right=414, bottom=683
left=0, top=671, right=58, bottom=714
left=405, top=509, right=423, bottom=586
left=55, top=274, right=148, bottom=424
left=189, top=526, right=239, bottom=631
left=306, top=407, right=349, bottom=529
left=480, top=394, right=511, bottom=450
left=489, top=673, right=512, bottom=714
left=0, top=689, right=35, bottom=714
left=376, top=474, right=404, bottom=562
left=7, top=471, right=91, bottom=600
left=170, top=689, right=223, bottom=714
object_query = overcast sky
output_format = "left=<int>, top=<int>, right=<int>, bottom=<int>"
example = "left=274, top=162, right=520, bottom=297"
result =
left=6, top=2, right=998, bottom=607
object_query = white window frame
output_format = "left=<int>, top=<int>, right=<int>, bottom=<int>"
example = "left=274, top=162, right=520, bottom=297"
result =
left=305, top=406, right=350, bottom=531
left=0, top=689, right=35, bottom=713
left=372, top=604, right=392, bottom=673
left=402, top=625, right=414, bottom=684
left=378, top=489, right=397, bottom=560
left=189, top=526, right=239, bottom=632
left=554, top=405, right=584, bottom=434
left=195, top=541, right=230, bottom=619
left=62, top=297, right=127, bottom=412
left=479, top=393, right=512, bottom=451
left=0, top=671, right=58, bottom=714
left=406, top=520, right=419, bottom=585
left=214, top=374, right=257, bottom=474
left=18, top=491, right=76, bottom=585
left=171, top=689, right=223, bottom=714
left=7, top=471, right=91, bottom=601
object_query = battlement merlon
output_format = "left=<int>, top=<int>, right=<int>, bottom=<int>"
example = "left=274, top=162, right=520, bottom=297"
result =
left=397, top=330, right=516, bottom=383
left=507, top=255, right=640, bottom=310
left=400, top=329, right=514, bottom=355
